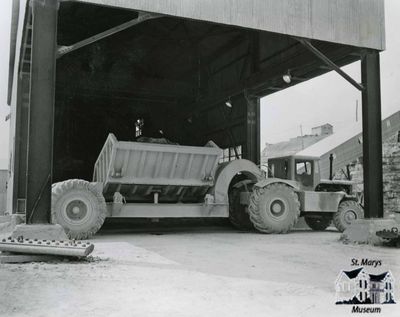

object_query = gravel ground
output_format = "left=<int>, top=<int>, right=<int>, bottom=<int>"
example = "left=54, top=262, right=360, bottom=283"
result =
left=0, top=221, right=399, bottom=317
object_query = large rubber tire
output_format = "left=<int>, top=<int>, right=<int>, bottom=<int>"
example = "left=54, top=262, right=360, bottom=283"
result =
left=51, top=179, right=107, bottom=239
left=333, top=200, right=364, bottom=232
left=304, top=216, right=332, bottom=231
left=229, top=181, right=254, bottom=231
left=249, top=183, right=300, bottom=233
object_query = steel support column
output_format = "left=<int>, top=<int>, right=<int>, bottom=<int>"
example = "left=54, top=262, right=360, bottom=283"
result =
left=361, top=51, right=383, bottom=219
left=13, top=75, right=30, bottom=214
left=25, top=0, right=59, bottom=223
left=244, top=93, right=260, bottom=165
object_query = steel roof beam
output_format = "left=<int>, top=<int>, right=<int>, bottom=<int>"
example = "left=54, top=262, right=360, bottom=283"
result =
left=57, top=12, right=161, bottom=58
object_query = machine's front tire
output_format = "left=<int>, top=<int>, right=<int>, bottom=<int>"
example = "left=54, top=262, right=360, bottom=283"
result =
left=304, top=216, right=332, bottom=231
left=249, top=183, right=300, bottom=233
left=229, top=180, right=254, bottom=231
left=333, top=200, right=364, bottom=232
left=51, top=179, right=106, bottom=239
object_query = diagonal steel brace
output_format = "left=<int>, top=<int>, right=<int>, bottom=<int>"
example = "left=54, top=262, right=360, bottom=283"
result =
left=295, top=37, right=364, bottom=91
left=57, top=12, right=162, bottom=58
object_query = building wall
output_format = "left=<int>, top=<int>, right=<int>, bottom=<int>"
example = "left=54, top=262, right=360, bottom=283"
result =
left=349, top=134, right=400, bottom=215
left=312, top=124, right=333, bottom=136
left=321, top=112, right=400, bottom=179
left=382, top=139, right=400, bottom=214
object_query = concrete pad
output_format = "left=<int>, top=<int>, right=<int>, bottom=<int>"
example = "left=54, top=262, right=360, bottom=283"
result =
left=0, top=215, right=11, bottom=224
left=0, top=252, right=62, bottom=263
left=1, top=227, right=399, bottom=317
left=11, top=224, right=68, bottom=241
left=11, top=214, right=26, bottom=226
left=0, top=222, right=12, bottom=235
left=341, top=218, right=400, bottom=245
left=0, top=214, right=26, bottom=237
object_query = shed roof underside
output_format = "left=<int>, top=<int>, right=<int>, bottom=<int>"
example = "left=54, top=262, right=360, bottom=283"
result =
left=74, top=0, right=385, bottom=50
left=8, top=0, right=386, bottom=181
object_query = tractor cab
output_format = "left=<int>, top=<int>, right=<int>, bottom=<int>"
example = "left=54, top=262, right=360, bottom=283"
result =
left=267, top=155, right=321, bottom=191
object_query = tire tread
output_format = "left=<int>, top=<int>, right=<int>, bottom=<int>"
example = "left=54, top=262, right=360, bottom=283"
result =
left=51, top=179, right=106, bottom=239
left=248, top=183, right=300, bottom=234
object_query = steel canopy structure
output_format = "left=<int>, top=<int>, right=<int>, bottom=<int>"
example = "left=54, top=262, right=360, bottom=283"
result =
left=7, top=0, right=385, bottom=224
left=74, top=0, right=386, bottom=50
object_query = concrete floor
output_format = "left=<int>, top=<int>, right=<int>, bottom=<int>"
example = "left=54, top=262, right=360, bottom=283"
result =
left=0, top=221, right=399, bottom=317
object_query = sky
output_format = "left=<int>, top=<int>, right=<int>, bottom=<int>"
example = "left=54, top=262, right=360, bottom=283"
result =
left=0, top=0, right=399, bottom=169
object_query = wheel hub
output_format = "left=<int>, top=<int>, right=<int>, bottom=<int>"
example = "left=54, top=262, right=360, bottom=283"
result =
left=270, top=199, right=286, bottom=217
left=344, top=210, right=357, bottom=223
left=65, top=199, right=88, bottom=221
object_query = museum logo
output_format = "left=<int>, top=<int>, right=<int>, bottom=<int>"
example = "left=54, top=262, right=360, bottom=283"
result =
left=335, top=267, right=396, bottom=313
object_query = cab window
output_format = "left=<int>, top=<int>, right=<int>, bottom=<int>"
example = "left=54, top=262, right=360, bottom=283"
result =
left=295, top=160, right=313, bottom=187
left=295, top=161, right=312, bottom=176
left=268, top=159, right=289, bottom=179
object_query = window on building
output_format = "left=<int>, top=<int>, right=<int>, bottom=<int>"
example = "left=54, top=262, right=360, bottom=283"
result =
left=360, top=292, right=363, bottom=301
left=219, top=145, right=242, bottom=163
left=359, top=280, right=362, bottom=288
left=135, top=118, right=144, bottom=138
left=364, top=280, right=367, bottom=288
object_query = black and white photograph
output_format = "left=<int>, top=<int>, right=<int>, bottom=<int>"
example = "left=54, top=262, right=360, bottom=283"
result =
left=0, top=0, right=399, bottom=316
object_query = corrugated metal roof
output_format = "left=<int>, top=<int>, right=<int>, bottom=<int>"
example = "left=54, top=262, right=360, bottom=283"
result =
left=297, top=110, right=400, bottom=158
left=75, top=0, right=385, bottom=50
left=297, top=110, right=400, bottom=178
left=262, top=134, right=329, bottom=161
left=297, top=123, right=363, bottom=158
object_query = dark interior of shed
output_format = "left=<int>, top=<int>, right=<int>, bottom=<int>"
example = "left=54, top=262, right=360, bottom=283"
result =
left=53, top=2, right=362, bottom=182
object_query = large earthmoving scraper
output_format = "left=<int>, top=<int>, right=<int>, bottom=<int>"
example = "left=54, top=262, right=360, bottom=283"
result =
left=51, top=134, right=363, bottom=238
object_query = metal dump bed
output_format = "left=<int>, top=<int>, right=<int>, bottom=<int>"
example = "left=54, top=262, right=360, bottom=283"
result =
left=93, top=134, right=222, bottom=201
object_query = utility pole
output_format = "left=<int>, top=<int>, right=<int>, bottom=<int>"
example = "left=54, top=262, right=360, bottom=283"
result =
left=356, top=100, right=359, bottom=122
left=300, top=124, right=304, bottom=149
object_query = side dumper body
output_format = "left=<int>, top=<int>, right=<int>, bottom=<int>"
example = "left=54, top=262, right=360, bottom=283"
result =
left=93, top=134, right=222, bottom=204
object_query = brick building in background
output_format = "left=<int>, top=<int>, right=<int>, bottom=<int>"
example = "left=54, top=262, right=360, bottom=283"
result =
left=352, top=133, right=400, bottom=215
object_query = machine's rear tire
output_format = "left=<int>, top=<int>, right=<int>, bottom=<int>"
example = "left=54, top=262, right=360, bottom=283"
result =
left=333, top=200, right=364, bottom=232
left=304, top=216, right=332, bottom=231
left=51, top=179, right=106, bottom=239
left=229, top=180, right=254, bottom=231
left=249, top=183, right=300, bottom=233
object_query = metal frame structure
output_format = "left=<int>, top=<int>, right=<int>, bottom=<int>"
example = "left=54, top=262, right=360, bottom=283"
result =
left=296, top=38, right=364, bottom=91
left=294, top=40, right=384, bottom=218
left=7, top=0, right=386, bottom=224
left=361, top=52, right=384, bottom=218
left=25, top=0, right=59, bottom=223
left=57, top=12, right=161, bottom=58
